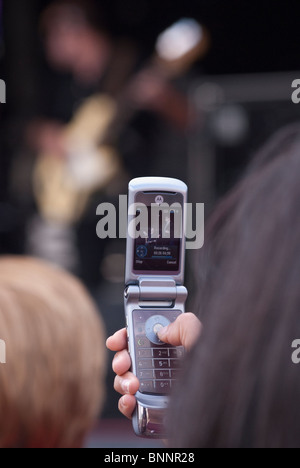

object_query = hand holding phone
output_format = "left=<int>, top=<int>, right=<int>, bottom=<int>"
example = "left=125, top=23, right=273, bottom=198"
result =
left=107, top=313, right=202, bottom=421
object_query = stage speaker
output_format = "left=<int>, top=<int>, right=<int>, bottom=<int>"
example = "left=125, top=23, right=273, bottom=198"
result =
left=188, top=71, right=300, bottom=212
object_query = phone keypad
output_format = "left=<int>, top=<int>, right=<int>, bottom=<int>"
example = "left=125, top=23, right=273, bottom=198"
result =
left=136, top=346, right=184, bottom=395
left=133, top=309, right=184, bottom=395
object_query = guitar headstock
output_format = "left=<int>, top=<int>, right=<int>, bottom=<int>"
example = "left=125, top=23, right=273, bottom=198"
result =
left=155, top=18, right=210, bottom=77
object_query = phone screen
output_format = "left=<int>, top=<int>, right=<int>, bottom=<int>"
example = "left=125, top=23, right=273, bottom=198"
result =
left=132, top=192, right=183, bottom=274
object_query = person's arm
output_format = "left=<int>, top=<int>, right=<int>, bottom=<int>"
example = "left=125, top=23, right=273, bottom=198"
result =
left=128, top=70, right=193, bottom=131
left=106, top=313, right=202, bottom=420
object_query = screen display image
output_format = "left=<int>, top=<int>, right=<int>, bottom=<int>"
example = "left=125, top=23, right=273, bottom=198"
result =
left=133, top=192, right=183, bottom=274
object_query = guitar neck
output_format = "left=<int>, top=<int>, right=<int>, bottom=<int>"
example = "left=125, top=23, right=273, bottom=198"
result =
left=99, top=21, right=210, bottom=145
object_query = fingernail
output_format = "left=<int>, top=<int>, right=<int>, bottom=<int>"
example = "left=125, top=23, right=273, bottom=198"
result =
left=106, top=337, right=112, bottom=348
left=119, top=396, right=128, bottom=410
left=121, top=380, right=131, bottom=394
left=112, top=353, right=121, bottom=370
left=114, top=353, right=121, bottom=363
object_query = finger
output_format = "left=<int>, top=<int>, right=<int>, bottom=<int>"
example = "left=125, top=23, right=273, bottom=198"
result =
left=114, top=372, right=140, bottom=396
left=157, top=313, right=202, bottom=351
left=112, top=349, right=132, bottom=376
left=106, top=328, right=128, bottom=352
left=118, top=395, right=137, bottom=420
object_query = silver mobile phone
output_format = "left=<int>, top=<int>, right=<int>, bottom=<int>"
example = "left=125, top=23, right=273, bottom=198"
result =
left=124, top=177, right=188, bottom=438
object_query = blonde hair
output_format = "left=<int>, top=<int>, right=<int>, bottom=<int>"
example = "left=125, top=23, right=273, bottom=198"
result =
left=0, top=256, right=106, bottom=448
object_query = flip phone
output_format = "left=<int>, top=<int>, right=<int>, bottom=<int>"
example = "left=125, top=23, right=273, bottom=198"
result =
left=124, top=177, right=188, bottom=438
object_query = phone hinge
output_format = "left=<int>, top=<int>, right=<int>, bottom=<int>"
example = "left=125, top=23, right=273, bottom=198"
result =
left=125, top=279, right=188, bottom=307
left=138, top=278, right=177, bottom=302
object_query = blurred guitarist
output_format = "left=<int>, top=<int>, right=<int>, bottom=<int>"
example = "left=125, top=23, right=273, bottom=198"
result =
left=24, top=0, right=208, bottom=288
left=30, top=0, right=195, bottom=180
left=25, top=0, right=131, bottom=284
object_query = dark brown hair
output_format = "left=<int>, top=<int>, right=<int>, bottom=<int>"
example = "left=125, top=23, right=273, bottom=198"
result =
left=169, top=123, right=300, bottom=448
left=40, top=0, right=108, bottom=36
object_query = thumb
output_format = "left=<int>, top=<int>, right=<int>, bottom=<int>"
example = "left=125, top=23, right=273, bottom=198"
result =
left=157, top=313, right=202, bottom=351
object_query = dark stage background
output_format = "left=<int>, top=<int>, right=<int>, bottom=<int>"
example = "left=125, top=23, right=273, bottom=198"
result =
left=2, top=0, right=300, bottom=188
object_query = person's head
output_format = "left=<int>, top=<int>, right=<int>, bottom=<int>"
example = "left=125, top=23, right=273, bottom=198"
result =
left=0, top=256, right=106, bottom=448
left=40, top=0, right=112, bottom=82
left=169, top=123, right=300, bottom=448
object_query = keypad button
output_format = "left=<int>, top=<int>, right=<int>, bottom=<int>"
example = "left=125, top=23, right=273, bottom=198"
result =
left=155, top=381, right=171, bottom=392
left=138, top=359, right=153, bottom=369
left=137, top=349, right=152, bottom=358
left=140, top=381, right=155, bottom=393
left=145, top=315, right=171, bottom=345
left=138, top=370, right=154, bottom=379
left=152, top=348, right=169, bottom=358
left=154, top=359, right=169, bottom=369
left=171, top=369, right=181, bottom=379
left=170, top=359, right=181, bottom=369
left=155, top=370, right=170, bottom=379
left=169, top=348, right=184, bottom=359
left=136, top=336, right=151, bottom=348
left=136, top=324, right=145, bottom=335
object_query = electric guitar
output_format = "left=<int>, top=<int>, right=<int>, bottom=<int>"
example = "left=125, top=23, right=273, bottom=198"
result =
left=33, top=19, right=210, bottom=225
